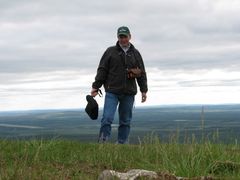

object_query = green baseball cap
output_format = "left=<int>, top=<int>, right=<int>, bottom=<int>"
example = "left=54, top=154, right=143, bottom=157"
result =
left=117, top=26, right=130, bottom=36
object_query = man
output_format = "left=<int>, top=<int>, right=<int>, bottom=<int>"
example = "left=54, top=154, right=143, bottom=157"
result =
left=91, top=26, right=148, bottom=144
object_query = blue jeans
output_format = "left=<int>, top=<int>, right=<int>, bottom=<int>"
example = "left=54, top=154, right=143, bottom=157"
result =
left=98, top=92, right=135, bottom=144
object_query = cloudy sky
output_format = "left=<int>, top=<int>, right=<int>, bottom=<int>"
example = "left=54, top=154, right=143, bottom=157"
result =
left=1, top=0, right=240, bottom=111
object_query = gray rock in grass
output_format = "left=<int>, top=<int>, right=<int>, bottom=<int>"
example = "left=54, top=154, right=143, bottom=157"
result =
left=98, top=169, right=158, bottom=180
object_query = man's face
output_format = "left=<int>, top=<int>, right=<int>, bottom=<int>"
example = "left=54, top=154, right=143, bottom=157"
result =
left=118, top=34, right=131, bottom=47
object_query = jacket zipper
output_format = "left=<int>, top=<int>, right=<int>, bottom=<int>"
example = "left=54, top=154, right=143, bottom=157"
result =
left=124, top=52, right=127, bottom=93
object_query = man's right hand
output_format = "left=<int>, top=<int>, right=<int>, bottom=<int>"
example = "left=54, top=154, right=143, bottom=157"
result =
left=91, top=88, right=98, bottom=97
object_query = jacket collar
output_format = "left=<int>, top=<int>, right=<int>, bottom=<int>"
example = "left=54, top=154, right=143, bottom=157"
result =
left=116, top=41, right=135, bottom=52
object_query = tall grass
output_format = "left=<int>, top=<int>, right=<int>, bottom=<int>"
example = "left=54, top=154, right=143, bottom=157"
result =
left=0, top=134, right=240, bottom=179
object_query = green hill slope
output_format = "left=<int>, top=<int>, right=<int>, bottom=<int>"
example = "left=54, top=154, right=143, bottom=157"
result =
left=0, top=138, right=240, bottom=179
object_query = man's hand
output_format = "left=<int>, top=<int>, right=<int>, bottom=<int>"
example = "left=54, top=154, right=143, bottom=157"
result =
left=91, top=88, right=98, bottom=97
left=141, top=92, right=147, bottom=103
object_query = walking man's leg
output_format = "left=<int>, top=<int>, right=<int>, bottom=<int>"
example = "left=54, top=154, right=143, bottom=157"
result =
left=118, top=95, right=135, bottom=144
left=98, top=92, right=118, bottom=142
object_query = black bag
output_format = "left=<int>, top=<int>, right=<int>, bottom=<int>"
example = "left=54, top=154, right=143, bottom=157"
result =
left=85, top=95, right=99, bottom=120
left=127, top=67, right=143, bottom=79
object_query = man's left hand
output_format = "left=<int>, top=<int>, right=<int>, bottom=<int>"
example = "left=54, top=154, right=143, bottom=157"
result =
left=141, top=92, right=147, bottom=103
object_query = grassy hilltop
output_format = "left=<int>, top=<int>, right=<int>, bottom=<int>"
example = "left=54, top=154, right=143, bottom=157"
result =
left=0, top=137, right=240, bottom=179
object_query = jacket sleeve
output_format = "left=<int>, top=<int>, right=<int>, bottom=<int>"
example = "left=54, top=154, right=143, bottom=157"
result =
left=92, top=48, right=110, bottom=89
left=135, top=50, right=148, bottom=93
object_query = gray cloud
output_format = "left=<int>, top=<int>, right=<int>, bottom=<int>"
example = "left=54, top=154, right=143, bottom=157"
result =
left=1, top=0, right=240, bottom=75
left=178, top=79, right=240, bottom=87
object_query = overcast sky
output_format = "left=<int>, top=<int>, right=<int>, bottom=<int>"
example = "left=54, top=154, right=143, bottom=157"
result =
left=1, top=0, right=240, bottom=111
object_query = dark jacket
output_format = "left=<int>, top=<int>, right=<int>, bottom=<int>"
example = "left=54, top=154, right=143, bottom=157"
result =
left=92, top=42, right=148, bottom=95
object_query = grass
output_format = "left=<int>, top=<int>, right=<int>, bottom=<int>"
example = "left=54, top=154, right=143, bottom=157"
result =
left=0, top=136, right=240, bottom=179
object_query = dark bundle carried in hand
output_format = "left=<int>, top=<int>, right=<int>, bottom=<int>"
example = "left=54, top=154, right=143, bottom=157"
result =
left=85, top=95, right=99, bottom=120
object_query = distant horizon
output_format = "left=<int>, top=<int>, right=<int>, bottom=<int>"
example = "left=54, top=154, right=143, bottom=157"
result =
left=1, top=103, right=240, bottom=113
left=0, top=104, right=239, bottom=144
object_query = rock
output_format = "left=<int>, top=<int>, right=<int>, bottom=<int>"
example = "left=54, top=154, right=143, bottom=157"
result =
left=98, top=169, right=216, bottom=180
left=98, top=169, right=158, bottom=180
